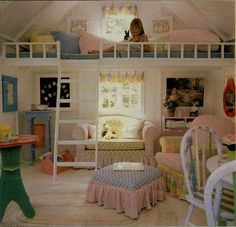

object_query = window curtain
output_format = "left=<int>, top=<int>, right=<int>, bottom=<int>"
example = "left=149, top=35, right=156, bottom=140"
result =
left=100, top=71, right=144, bottom=83
left=103, top=4, right=138, bottom=16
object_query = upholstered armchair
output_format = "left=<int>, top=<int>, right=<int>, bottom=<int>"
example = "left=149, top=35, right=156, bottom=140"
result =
left=156, top=115, right=235, bottom=198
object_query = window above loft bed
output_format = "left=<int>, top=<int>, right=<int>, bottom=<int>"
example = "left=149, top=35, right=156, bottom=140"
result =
left=99, top=71, right=144, bottom=115
left=102, top=4, right=137, bottom=42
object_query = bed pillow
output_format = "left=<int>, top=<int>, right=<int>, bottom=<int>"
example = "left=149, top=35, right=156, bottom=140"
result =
left=30, top=34, right=56, bottom=52
left=74, top=30, right=112, bottom=54
left=149, top=33, right=168, bottom=52
left=168, top=29, right=220, bottom=51
left=50, top=31, right=80, bottom=54
left=88, top=124, right=102, bottom=139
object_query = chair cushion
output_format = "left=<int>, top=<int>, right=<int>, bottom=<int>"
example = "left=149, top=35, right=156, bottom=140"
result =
left=159, top=136, right=182, bottom=153
left=86, top=139, right=144, bottom=150
left=85, top=149, right=144, bottom=157
left=92, top=165, right=163, bottom=191
left=155, top=152, right=183, bottom=173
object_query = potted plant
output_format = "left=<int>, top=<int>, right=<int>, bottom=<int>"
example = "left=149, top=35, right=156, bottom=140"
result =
left=163, top=96, right=178, bottom=117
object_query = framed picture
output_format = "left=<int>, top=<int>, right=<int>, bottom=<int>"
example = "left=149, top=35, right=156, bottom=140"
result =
left=2, top=75, right=18, bottom=112
left=166, top=78, right=205, bottom=107
left=39, top=76, right=71, bottom=109
left=153, top=17, right=173, bottom=34
left=69, top=18, right=87, bottom=32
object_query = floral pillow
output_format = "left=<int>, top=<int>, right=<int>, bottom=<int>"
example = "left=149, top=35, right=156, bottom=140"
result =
left=30, top=34, right=56, bottom=52
left=121, top=120, right=144, bottom=139
left=101, top=120, right=123, bottom=139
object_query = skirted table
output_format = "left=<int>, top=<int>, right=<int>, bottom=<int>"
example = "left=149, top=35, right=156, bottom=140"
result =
left=0, top=135, right=38, bottom=221
left=86, top=164, right=166, bottom=219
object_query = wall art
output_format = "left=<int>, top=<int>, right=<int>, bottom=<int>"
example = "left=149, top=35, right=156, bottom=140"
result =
left=2, top=75, right=18, bottom=112
left=166, top=78, right=205, bottom=107
left=39, top=77, right=70, bottom=109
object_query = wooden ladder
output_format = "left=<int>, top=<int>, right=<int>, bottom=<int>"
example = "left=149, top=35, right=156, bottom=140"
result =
left=53, top=66, right=99, bottom=180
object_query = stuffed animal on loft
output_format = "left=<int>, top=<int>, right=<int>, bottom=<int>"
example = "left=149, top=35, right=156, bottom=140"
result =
left=124, top=30, right=129, bottom=40
left=101, top=123, right=118, bottom=140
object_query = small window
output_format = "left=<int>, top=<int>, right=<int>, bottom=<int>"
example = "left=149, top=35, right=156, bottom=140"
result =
left=99, top=71, right=144, bottom=115
left=102, top=5, right=137, bottom=42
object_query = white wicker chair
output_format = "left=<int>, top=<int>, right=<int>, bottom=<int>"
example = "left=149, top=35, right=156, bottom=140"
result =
left=180, top=126, right=223, bottom=226
left=204, top=160, right=236, bottom=226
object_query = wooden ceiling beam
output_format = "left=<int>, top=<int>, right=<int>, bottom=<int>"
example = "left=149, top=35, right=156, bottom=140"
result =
left=0, top=32, right=15, bottom=42
left=14, top=1, right=51, bottom=41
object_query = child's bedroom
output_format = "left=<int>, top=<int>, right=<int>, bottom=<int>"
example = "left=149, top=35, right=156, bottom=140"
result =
left=0, top=0, right=235, bottom=226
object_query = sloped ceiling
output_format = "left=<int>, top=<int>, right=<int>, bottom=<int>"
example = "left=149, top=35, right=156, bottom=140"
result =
left=0, top=0, right=235, bottom=44
left=160, top=0, right=235, bottom=41
left=0, top=1, right=78, bottom=41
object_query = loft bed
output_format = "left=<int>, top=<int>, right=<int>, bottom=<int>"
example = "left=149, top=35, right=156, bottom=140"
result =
left=2, top=41, right=235, bottom=67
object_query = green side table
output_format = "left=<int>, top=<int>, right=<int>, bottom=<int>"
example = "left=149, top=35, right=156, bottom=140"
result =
left=0, top=135, right=38, bottom=221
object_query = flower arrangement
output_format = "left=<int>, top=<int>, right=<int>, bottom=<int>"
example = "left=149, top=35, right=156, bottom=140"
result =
left=163, top=92, right=178, bottom=111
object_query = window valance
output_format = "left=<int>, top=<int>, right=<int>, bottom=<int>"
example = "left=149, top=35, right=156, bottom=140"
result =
left=100, top=72, right=144, bottom=83
left=103, top=4, right=138, bottom=16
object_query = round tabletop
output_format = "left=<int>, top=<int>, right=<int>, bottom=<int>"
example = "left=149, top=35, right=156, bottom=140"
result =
left=0, top=135, right=39, bottom=148
left=207, top=154, right=233, bottom=187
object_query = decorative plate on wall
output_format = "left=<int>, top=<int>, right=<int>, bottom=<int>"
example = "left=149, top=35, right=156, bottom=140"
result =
left=223, top=78, right=235, bottom=117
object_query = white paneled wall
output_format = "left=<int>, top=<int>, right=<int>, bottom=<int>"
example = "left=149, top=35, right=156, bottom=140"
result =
left=0, top=64, right=234, bottom=161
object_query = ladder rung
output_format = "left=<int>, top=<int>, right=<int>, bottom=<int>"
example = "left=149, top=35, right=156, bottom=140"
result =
left=59, top=99, right=97, bottom=103
left=61, top=79, right=99, bottom=83
left=57, top=140, right=98, bottom=145
left=58, top=119, right=97, bottom=124
left=57, top=161, right=96, bottom=167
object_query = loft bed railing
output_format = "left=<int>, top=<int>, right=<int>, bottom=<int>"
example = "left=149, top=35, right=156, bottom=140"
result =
left=99, top=41, right=235, bottom=59
left=2, top=41, right=235, bottom=61
left=2, top=41, right=60, bottom=59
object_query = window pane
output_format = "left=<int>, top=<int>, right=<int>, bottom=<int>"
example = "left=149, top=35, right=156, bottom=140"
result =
left=103, top=15, right=135, bottom=42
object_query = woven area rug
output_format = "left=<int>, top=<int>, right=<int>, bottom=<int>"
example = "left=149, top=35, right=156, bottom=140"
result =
left=2, top=181, right=206, bottom=226
left=3, top=182, right=135, bottom=226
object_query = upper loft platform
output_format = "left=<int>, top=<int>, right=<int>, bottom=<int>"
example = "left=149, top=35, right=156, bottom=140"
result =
left=1, top=41, right=235, bottom=68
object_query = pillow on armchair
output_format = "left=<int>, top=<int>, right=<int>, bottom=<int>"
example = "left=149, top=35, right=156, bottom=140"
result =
left=88, top=116, right=144, bottom=140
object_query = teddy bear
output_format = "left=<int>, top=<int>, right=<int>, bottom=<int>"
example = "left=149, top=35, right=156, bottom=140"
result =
left=101, top=123, right=118, bottom=140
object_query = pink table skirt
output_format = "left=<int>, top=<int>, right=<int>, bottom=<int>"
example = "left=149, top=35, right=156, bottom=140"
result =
left=86, top=176, right=166, bottom=219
